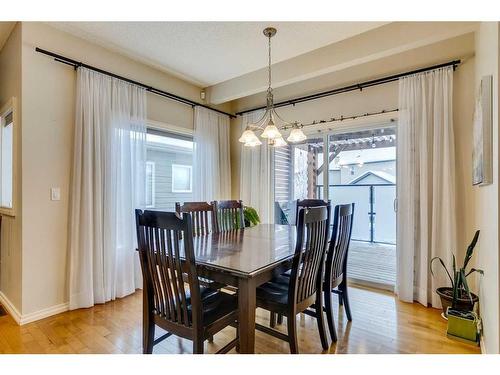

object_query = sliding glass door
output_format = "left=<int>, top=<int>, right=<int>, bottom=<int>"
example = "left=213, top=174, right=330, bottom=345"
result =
left=273, top=124, right=397, bottom=290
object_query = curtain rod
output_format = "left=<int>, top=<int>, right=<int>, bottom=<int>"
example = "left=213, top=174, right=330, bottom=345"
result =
left=35, top=47, right=237, bottom=119
left=236, top=59, right=461, bottom=116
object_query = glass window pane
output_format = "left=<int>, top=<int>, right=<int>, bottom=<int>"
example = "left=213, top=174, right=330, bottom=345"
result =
left=146, top=130, right=193, bottom=211
left=273, top=137, right=325, bottom=225
left=1, top=114, right=13, bottom=208
left=172, top=165, right=192, bottom=192
left=373, top=185, right=396, bottom=244
left=145, top=162, right=155, bottom=208
left=293, top=137, right=324, bottom=200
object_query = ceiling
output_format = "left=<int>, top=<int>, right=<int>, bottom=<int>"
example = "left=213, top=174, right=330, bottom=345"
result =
left=48, top=22, right=387, bottom=87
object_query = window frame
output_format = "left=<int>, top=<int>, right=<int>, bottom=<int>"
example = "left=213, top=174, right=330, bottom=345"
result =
left=0, top=97, right=17, bottom=217
left=145, top=161, right=156, bottom=208
left=171, top=164, right=193, bottom=193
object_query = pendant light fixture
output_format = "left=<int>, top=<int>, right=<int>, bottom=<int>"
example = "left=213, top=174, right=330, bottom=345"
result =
left=239, top=27, right=307, bottom=147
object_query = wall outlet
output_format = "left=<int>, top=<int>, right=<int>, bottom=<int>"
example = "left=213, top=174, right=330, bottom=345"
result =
left=50, top=187, right=61, bottom=201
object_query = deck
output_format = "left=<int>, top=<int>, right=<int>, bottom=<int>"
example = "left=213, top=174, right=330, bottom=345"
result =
left=347, top=240, right=396, bottom=289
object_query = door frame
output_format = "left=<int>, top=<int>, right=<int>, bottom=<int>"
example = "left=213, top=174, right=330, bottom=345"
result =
left=298, top=112, right=399, bottom=292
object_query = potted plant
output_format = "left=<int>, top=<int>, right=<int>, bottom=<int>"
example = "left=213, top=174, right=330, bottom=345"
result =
left=431, top=230, right=483, bottom=318
left=243, top=206, right=260, bottom=227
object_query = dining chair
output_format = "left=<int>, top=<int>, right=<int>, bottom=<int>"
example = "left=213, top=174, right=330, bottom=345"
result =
left=175, top=201, right=218, bottom=236
left=176, top=201, right=225, bottom=296
left=255, top=206, right=331, bottom=354
left=296, top=199, right=331, bottom=222
left=135, top=209, right=239, bottom=354
left=294, top=203, right=355, bottom=342
left=215, top=200, right=245, bottom=231
left=323, top=203, right=355, bottom=338
left=271, top=198, right=331, bottom=327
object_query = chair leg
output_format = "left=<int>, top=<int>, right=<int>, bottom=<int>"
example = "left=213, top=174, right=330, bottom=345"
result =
left=324, top=289, right=337, bottom=343
left=143, top=318, right=155, bottom=354
left=193, top=339, right=204, bottom=354
left=315, top=296, right=329, bottom=351
left=270, top=312, right=276, bottom=328
left=234, top=324, right=240, bottom=353
left=287, top=314, right=299, bottom=354
left=340, top=282, right=352, bottom=321
left=235, top=325, right=240, bottom=353
left=277, top=313, right=283, bottom=325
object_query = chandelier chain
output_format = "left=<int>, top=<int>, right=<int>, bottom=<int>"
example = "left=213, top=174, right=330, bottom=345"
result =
left=268, top=34, right=272, bottom=93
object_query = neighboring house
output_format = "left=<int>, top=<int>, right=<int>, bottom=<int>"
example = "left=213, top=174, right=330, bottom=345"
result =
left=348, top=170, right=395, bottom=185
left=329, top=147, right=396, bottom=185
left=146, top=132, right=194, bottom=211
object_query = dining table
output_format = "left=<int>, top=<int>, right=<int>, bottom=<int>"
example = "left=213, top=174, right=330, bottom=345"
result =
left=191, top=224, right=296, bottom=354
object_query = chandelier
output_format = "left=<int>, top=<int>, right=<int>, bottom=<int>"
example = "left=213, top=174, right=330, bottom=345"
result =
left=239, top=27, right=307, bottom=147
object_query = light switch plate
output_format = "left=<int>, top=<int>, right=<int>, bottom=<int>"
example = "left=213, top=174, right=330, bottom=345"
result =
left=51, top=187, right=61, bottom=201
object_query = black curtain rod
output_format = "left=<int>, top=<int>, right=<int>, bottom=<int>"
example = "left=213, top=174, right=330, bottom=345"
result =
left=236, top=59, right=461, bottom=116
left=35, top=47, right=236, bottom=119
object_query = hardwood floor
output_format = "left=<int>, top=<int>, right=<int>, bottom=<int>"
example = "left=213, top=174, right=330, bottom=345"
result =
left=0, top=285, right=480, bottom=354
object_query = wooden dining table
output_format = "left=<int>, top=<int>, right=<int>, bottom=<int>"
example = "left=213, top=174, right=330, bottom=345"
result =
left=191, top=224, right=296, bottom=354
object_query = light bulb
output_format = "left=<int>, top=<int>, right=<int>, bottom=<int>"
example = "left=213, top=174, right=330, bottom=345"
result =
left=261, top=118, right=281, bottom=140
left=287, top=127, right=307, bottom=143
left=272, top=137, right=287, bottom=147
left=244, top=135, right=262, bottom=147
left=239, top=129, right=257, bottom=143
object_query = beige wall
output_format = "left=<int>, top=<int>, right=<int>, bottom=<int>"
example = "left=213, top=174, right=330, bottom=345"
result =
left=19, top=22, right=229, bottom=316
left=0, top=23, right=23, bottom=313
left=473, top=22, right=500, bottom=354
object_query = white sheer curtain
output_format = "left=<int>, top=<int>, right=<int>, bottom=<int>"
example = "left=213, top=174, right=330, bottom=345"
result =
left=193, top=107, right=231, bottom=201
left=396, top=66, right=456, bottom=307
left=239, top=111, right=273, bottom=224
left=69, top=68, right=147, bottom=310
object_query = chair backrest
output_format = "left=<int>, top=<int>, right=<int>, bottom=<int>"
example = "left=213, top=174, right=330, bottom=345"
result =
left=325, top=203, right=355, bottom=288
left=175, top=201, right=218, bottom=236
left=289, top=205, right=331, bottom=312
left=294, top=199, right=331, bottom=225
left=215, top=200, right=245, bottom=231
left=135, top=209, right=202, bottom=332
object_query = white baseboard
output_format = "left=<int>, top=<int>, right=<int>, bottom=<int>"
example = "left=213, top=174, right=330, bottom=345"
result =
left=0, top=291, right=69, bottom=325
left=0, top=291, right=22, bottom=324
left=19, top=302, right=69, bottom=325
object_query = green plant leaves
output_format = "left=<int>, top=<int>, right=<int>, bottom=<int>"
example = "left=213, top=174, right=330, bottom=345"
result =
left=430, top=256, right=454, bottom=287
left=243, top=206, right=261, bottom=227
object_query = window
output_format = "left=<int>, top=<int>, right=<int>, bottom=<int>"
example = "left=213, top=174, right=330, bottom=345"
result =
left=145, top=161, right=155, bottom=208
left=172, top=164, right=192, bottom=193
left=146, top=127, right=193, bottom=211
left=0, top=99, right=15, bottom=214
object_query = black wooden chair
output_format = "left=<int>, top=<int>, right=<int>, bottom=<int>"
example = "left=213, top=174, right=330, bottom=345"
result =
left=175, top=201, right=218, bottom=236
left=255, top=206, right=331, bottom=354
left=295, top=203, right=355, bottom=342
left=215, top=200, right=245, bottom=231
left=135, top=209, right=239, bottom=354
left=323, top=203, right=355, bottom=340
left=176, top=201, right=226, bottom=299
left=295, top=199, right=331, bottom=225
left=271, top=198, right=331, bottom=327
